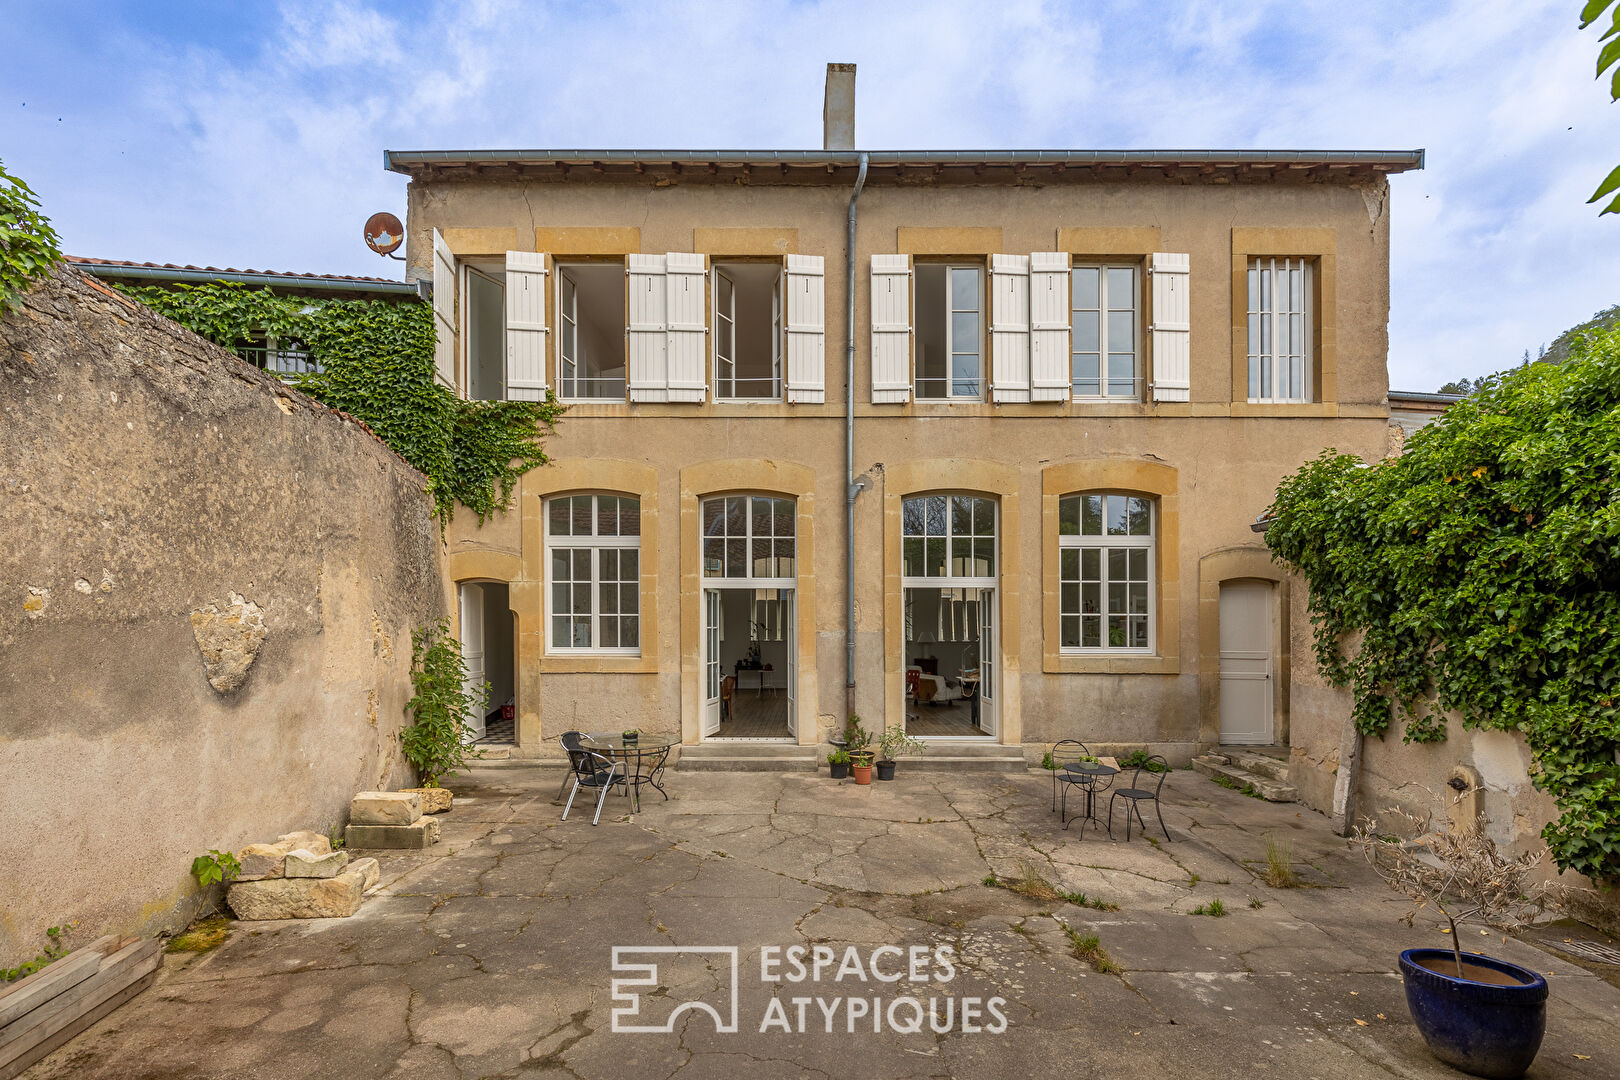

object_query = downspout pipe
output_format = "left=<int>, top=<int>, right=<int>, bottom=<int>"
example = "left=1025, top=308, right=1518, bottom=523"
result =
left=844, top=153, right=869, bottom=718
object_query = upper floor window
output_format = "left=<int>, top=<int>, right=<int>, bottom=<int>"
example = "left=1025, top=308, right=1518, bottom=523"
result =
left=558, top=262, right=627, bottom=401
left=546, top=494, right=640, bottom=653
left=903, top=495, right=996, bottom=580
left=464, top=264, right=505, bottom=401
left=1071, top=264, right=1138, bottom=399
left=713, top=262, right=782, bottom=401
left=703, top=495, right=795, bottom=581
left=915, top=264, right=983, bottom=400
left=1247, top=257, right=1312, bottom=403
left=1058, top=493, right=1153, bottom=651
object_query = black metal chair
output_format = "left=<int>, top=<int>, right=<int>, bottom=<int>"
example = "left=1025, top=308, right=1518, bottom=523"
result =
left=1107, top=755, right=1172, bottom=841
left=1050, top=740, right=1092, bottom=814
left=561, top=731, right=623, bottom=826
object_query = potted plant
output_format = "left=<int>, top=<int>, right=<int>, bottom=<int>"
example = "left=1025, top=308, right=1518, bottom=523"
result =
left=844, top=715, right=875, bottom=785
left=1348, top=802, right=1558, bottom=1080
left=876, top=727, right=926, bottom=781
left=827, top=749, right=850, bottom=780
left=621, top=728, right=640, bottom=745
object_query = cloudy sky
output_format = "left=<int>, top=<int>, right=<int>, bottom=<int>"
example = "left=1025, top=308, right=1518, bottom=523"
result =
left=4, top=0, right=1617, bottom=391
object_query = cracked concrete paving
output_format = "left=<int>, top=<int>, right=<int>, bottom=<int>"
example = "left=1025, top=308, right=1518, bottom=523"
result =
left=24, top=765, right=1619, bottom=1080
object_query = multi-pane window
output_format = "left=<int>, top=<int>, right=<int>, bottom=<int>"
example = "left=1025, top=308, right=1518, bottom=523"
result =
left=1071, top=265, right=1138, bottom=398
left=546, top=494, right=640, bottom=652
left=902, top=495, right=996, bottom=579
left=557, top=263, right=628, bottom=401
left=713, top=262, right=783, bottom=400
left=916, top=265, right=983, bottom=399
left=1058, top=493, right=1153, bottom=651
left=702, top=495, right=795, bottom=580
left=1247, top=257, right=1312, bottom=403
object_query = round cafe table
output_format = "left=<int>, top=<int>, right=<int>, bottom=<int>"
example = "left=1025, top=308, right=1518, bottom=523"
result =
left=576, top=732, right=674, bottom=812
left=1060, top=761, right=1118, bottom=835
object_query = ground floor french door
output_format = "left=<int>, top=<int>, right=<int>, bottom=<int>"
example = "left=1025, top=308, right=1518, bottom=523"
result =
left=903, top=585, right=997, bottom=738
left=702, top=585, right=797, bottom=741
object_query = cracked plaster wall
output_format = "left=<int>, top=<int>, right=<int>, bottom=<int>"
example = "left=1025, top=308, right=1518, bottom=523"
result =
left=0, top=267, right=449, bottom=966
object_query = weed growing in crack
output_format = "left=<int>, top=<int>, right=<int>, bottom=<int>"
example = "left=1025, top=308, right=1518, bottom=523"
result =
left=1187, top=873, right=1201, bottom=887
left=1060, top=923, right=1121, bottom=974
left=1248, top=896, right=1265, bottom=909
left=1264, top=835, right=1300, bottom=888
left=985, top=863, right=1120, bottom=911
left=1189, top=899, right=1228, bottom=917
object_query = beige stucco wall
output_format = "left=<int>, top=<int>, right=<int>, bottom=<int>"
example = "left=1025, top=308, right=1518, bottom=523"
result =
left=415, top=171, right=1393, bottom=760
left=0, top=268, right=449, bottom=967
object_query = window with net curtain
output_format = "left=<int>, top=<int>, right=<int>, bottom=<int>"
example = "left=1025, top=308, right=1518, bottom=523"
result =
left=1058, top=493, right=1154, bottom=651
left=546, top=494, right=640, bottom=652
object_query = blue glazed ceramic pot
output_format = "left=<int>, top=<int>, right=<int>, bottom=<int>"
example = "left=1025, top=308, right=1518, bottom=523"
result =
left=1399, top=948, right=1548, bottom=1079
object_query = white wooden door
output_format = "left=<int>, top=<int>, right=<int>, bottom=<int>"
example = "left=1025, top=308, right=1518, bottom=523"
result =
left=977, top=589, right=996, bottom=737
left=703, top=589, right=722, bottom=737
left=458, top=583, right=487, bottom=740
left=1219, top=581, right=1274, bottom=744
left=784, top=590, right=797, bottom=739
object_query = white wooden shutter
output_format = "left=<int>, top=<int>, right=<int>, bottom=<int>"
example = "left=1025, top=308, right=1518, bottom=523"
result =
left=431, top=229, right=457, bottom=391
left=664, top=252, right=707, bottom=402
left=503, top=251, right=548, bottom=400
left=627, top=254, right=668, bottom=402
left=870, top=254, right=912, bottom=403
left=1029, top=251, right=1071, bottom=401
left=784, top=254, right=826, bottom=403
left=1149, top=252, right=1191, bottom=402
left=989, top=254, right=1030, bottom=402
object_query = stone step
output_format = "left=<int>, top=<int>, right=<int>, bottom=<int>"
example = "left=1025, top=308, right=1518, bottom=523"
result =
left=677, top=744, right=819, bottom=772
left=1224, top=749, right=1291, bottom=783
left=1191, top=755, right=1297, bottom=802
left=903, top=742, right=1027, bottom=772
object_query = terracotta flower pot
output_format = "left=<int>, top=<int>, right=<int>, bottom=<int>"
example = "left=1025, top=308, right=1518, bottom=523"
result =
left=852, top=764, right=874, bottom=785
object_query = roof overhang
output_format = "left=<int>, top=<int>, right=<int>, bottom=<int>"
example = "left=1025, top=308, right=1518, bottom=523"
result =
left=69, top=258, right=417, bottom=298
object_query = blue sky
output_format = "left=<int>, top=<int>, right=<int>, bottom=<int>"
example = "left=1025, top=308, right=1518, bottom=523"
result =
left=3, top=0, right=1617, bottom=391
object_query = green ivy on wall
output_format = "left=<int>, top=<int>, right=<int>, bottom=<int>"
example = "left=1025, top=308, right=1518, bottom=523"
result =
left=0, top=158, right=63, bottom=312
left=120, top=281, right=562, bottom=522
left=1265, top=329, right=1620, bottom=885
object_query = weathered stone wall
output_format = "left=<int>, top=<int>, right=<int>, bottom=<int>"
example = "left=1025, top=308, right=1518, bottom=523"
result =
left=0, top=267, right=448, bottom=966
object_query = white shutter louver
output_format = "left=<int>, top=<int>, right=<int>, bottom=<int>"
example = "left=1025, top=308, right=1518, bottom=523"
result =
left=627, top=254, right=668, bottom=402
left=870, top=254, right=912, bottom=403
left=1149, top=252, right=1191, bottom=402
left=784, top=254, right=826, bottom=403
left=989, top=254, right=1031, bottom=402
left=431, top=229, right=458, bottom=391
left=504, top=251, right=548, bottom=401
left=1029, top=251, right=1071, bottom=401
left=664, top=252, right=707, bottom=402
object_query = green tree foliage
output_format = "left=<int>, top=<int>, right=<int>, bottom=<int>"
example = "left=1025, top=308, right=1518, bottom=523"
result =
left=0, top=158, right=62, bottom=311
left=1266, top=325, right=1620, bottom=884
left=402, top=619, right=484, bottom=786
left=121, top=281, right=562, bottom=522
left=1585, top=0, right=1620, bottom=213
left=1544, top=303, right=1620, bottom=365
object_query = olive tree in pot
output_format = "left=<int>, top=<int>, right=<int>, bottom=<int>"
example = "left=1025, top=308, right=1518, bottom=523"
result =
left=876, top=727, right=926, bottom=781
left=1348, top=803, right=1559, bottom=1080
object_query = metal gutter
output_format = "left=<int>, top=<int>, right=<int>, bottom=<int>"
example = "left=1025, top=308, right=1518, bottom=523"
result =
left=1388, top=390, right=1464, bottom=405
left=845, top=153, right=869, bottom=713
left=75, top=263, right=418, bottom=297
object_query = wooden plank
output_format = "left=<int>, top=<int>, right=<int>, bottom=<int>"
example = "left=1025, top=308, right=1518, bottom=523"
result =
left=0, top=939, right=160, bottom=1068
left=0, top=970, right=157, bottom=1080
left=0, top=948, right=107, bottom=1029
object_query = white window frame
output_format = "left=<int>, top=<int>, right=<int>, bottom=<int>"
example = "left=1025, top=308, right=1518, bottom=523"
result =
left=544, top=494, right=641, bottom=656
left=701, top=494, right=796, bottom=589
left=1058, top=493, right=1155, bottom=654
left=916, top=263, right=984, bottom=401
left=711, top=263, right=784, bottom=401
left=1070, top=262, right=1140, bottom=400
left=900, top=494, right=998, bottom=589
left=1247, top=257, right=1313, bottom=403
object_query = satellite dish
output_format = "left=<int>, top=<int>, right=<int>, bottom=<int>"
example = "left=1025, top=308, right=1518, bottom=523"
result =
left=364, top=211, right=404, bottom=256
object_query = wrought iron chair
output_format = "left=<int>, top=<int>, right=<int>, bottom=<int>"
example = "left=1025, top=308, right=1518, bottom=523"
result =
left=1107, top=755, right=1172, bottom=841
left=1049, top=739, right=1092, bottom=813
left=560, top=730, right=623, bottom=826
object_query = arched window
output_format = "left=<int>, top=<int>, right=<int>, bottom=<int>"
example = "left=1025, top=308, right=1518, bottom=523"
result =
left=1058, top=493, right=1153, bottom=651
left=545, top=494, right=640, bottom=653
left=702, top=495, right=795, bottom=582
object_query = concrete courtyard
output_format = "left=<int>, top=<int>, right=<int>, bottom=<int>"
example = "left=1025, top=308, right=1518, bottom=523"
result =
left=26, top=763, right=1619, bottom=1079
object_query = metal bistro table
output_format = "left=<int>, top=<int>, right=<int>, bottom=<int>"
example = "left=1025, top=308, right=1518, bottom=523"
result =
left=578, top=732, right=674, bottom=813
left=1060, top=761, right=1118, bottom=835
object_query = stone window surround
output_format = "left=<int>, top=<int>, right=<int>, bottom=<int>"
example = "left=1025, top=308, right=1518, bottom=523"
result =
left=1229, top=227, right=1337, bottom=413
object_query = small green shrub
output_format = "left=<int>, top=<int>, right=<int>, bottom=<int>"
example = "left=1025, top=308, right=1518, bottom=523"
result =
left=827, top=749, right=850, bottom=765
left=191, top=849, right=241, bottom=887
left=0, top=158, right=61, bottom=312
left=1189, top=899, right=1228, bottom=917
left=402, top=619, right=484, bottom=785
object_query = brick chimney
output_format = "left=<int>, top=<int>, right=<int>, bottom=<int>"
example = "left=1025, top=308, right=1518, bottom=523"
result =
left=823, top=63, right=856, bottom=151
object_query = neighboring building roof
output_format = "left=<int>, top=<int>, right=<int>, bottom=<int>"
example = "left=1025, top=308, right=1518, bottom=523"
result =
left=1389, top=389, right=1463, bottom=437
left=67, top=256, right=419, bottom=299
left=384, top=148, right=1425, bottom=182
left=1389, top=390, right=1465, bottom=406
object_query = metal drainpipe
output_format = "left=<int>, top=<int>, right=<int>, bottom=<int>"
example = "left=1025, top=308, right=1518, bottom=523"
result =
left=844, top=153, right=869, bottom=717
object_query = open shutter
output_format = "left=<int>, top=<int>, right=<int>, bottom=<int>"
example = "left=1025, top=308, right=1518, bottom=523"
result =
left=431, top=229, right=457, bottom=391
left=784, top=254, right=826, bottom=403
left=989, top=254, right=1031, bottom=402
left=664, top=252, right=707, bottom=402
left=1029, top=252, right=1071, bottom=401
left=504, top=251, right=548, bottom=401
left=870, top=254, right=912, bottom=403
left=627, top=254, right=668, bottom=402
left=1149, top=252, right=1191, bottom=402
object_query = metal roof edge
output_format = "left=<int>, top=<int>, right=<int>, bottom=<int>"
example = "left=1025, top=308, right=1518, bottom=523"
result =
left=72, top=260, right=417, bottom=296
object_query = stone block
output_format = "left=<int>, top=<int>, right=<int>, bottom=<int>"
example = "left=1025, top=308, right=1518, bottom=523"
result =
left=346, top=817, right=439, bottom=850
left=284, top=848, right=349, bottom=879
left=236, top=842, right=291, bottom=880
left=347, top=857, right=380, bottom=891
left=227, top=873, right=364, bottom=920
left=278, top=830, right=332, bottom=855
left=400, top=786, right=452, bottom=814
left=350, top=791, right=422, bottom=826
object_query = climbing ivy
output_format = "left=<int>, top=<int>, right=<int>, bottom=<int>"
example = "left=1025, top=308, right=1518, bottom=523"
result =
left=0, top=157, right=62, bottom=312
left=1264, top=329, right=1620, bottom=884
left=120, top=281, right=562, bottom=522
